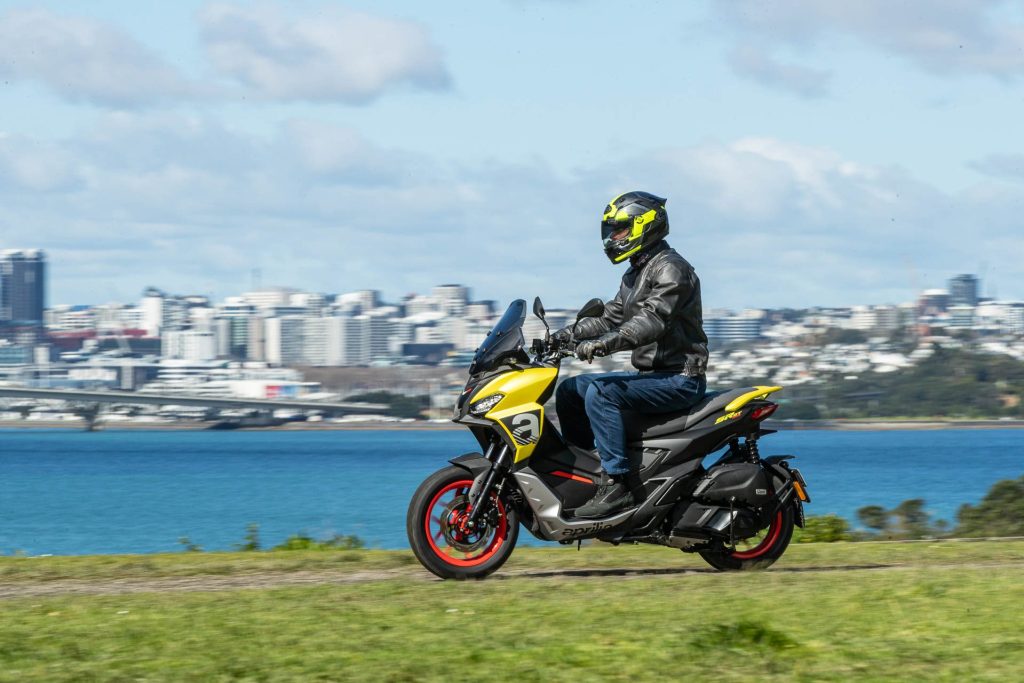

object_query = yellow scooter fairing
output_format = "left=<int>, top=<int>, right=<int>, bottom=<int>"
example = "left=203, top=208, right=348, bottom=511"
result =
left=475, top=367, right=558, bottom=463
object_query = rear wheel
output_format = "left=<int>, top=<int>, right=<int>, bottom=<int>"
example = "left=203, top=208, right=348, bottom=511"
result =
left=698, top=504, right=796, bottom=571
left=407, top=465, right=519, bottom=580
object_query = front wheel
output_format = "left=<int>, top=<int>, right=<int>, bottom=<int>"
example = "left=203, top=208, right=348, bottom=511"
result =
left=698, top=503, right=796, bottom=571
left=407, top=465, right=519, bottom=580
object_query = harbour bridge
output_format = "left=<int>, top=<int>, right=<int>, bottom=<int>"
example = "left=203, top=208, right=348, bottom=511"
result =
left=0, top=386, right=387, bottom=430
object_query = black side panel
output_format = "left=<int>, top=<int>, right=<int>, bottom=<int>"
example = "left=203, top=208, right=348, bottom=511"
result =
left=448, top=452, right=490, bottom=476
left=531, top=441, right=603, bottom=477
left=526, top=418, right=601, bottom=510
left=638, top=417, right=745, bottom=471
left=535, top=470, right=596, bottom=511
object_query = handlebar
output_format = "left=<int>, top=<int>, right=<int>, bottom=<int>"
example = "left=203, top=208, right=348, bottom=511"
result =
left=533, top=337, right=605, bottom=364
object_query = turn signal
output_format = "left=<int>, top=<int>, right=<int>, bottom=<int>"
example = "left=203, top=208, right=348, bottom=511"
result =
left=750, top=404, right=778, bottom=421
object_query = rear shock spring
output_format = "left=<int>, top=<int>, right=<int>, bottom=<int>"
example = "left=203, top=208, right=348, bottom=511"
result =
left=746, top=438, right=760, bottom=463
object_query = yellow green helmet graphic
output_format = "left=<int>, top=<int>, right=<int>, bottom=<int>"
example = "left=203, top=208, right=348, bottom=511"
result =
left=601, top=191, right=669, bottom=264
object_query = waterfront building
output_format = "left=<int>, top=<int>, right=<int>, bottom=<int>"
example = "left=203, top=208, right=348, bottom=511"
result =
left=1, top=249, right=46, bottom=326
left=243, top=288, right=299, bottom=310
left=367, top=311, right=399, bottom=361
left=45, top=305, right=96, bottom=331
left=949, top=274, right=980, bottom=307
left=433, top=285, right=469, bottom=317
left=918, top=289, right=950, bottom=316
left=403, top=294, right=440, bottom=317
left=162, top=329, right=217, bottom=361
left=246, top=316, right=266, bottom=362
left=334, top=290, right=380, bottom=314
left=290, top=292, right=328, bottom=316
left=705, top=309, right=765, bottom=343
left=264, top=316, right=307, bottom=366
left=946, top=305, right=976, bottom=330
left=304, top=316, right=345, bottom=366
left=343, top=316, right=371, bottom=365
left=465, top=301, right=495, bottom=320
left=138, top=288, right=196, bottom=336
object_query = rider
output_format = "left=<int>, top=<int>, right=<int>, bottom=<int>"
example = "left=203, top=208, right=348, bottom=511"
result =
left=554, top=191, right=709, bottom=519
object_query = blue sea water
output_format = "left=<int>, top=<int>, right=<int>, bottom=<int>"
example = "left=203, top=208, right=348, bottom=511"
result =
left=1, top=428, right=1022, bottom=556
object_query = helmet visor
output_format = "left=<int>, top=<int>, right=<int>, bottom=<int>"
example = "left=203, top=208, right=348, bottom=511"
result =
left=601, top=219, right=633, bottom=242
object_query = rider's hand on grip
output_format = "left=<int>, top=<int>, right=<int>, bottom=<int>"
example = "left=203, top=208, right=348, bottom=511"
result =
left=576, top=339, right=607, bottom=363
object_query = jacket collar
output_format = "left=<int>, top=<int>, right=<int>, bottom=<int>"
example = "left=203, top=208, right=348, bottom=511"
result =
left=628, top=239, right=670, bottom=270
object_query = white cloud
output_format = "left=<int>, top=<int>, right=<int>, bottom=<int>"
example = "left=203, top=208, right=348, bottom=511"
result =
left=198, top=3, right=451, bottom=103
left=0, top=133, right=83, bottom=192
left=728, top=45, right=830, bottom=98
left=1, top=114, right=1021, bottom=309
left=970, top=154, right=1024, bottom=181
left=714, top=1, right=1024, bottom=95
left=0, top=8, right=201, bottom=107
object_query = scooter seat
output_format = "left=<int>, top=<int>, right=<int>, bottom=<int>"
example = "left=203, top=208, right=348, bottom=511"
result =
left=624, top=387, right=756, bottom=440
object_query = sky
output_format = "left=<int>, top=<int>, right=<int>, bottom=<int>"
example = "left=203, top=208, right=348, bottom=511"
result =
left=1, top=0, right=1023, bottom=311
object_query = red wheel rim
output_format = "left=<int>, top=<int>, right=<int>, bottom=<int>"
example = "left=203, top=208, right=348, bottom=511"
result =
left=423, top=479, right=509, bottom=567
left=731, top=510, right=783, bottom=560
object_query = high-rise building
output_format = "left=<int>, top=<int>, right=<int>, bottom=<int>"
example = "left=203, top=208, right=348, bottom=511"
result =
left=264, top=316, right=307, bottom=366
left=1, top=249, right=46, bottom=325
left=344, top=316, right=371, bottom=365
left=140, top=287, right=165, bottom=337
left=433, top=285, right=469, bottom=316
left=948, top=274, right=979, bottom=307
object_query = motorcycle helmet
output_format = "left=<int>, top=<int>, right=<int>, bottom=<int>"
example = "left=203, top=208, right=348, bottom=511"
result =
left=601, top=191, right=669, bottom=264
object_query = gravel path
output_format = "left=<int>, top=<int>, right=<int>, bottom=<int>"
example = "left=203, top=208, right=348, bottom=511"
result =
left=4, top=560, right=1023, bottom=599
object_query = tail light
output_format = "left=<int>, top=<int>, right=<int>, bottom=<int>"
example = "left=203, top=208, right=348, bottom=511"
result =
left=750, top=403, right=778, bottom=421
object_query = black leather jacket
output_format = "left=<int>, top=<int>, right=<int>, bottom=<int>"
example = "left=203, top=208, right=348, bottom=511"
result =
left=573, top=240, right=709, bottom=376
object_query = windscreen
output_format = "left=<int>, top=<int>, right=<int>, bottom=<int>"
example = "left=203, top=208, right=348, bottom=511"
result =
left=470, top=299, right=526, bottom=374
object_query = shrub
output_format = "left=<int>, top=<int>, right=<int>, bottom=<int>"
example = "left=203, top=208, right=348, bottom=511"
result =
left=178, top=536, right=203, bottom=553
left=236, top=523, right=261, bottom=552
left=794, top=514, right=851, bottom=543
left=272, top=533, right=366, bottom=551
left=955, top=475, right=1024, bottom=537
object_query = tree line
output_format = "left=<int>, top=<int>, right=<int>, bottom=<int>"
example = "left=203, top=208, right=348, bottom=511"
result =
left=797, top=473, right=1024, bottom=542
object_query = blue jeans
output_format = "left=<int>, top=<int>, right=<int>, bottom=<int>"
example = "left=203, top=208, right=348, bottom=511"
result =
left=555, top=371, right=707, bottom=475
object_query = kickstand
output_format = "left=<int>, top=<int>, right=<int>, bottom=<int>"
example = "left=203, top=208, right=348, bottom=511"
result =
left=577, top=539, right=582, bottom=552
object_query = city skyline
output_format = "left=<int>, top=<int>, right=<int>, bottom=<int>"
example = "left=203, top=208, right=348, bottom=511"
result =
left=2, top=2, right=1024, bottom=309
left=2, top=245, right=1008, bottom=315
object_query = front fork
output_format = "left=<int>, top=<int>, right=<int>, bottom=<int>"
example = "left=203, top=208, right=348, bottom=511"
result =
left=465, top=441, right=511, bottom=530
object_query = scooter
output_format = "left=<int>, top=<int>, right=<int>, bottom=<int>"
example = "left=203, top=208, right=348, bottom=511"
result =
left=407, top=297, right=811, bottom=579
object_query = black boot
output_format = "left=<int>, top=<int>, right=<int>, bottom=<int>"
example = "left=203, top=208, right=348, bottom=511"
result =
left=574, top=471, right=641, bottom=519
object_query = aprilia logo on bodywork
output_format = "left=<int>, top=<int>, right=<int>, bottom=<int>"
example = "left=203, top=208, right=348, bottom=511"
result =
left=501, top=411, right=540, bottom=445
left=561, top=521, right=615, bottom=537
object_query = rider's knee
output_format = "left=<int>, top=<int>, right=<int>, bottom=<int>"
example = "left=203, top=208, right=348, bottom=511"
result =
left=555, top=377, right=577, bottom=405
left=583, top=381, right=613, bottom=412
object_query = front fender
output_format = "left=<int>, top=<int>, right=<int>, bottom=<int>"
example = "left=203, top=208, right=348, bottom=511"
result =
left=449, top=452, right=491, bottom=477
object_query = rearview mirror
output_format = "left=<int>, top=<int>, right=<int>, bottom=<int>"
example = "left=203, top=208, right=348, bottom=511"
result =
left=576, top=298, right=604, bottom=321
left=533, top=296, right=550, bottom=339
left=533, top=296, right=547, bottom=323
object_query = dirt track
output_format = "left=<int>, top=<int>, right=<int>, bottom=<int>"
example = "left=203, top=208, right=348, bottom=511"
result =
left=5, top=560, right=1024, bottom=600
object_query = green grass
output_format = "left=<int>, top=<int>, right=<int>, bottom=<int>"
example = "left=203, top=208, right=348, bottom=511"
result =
left=2, top=541, right=1023, bottom=681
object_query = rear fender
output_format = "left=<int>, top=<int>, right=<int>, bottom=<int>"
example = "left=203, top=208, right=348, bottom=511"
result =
left=793, top=499, right=806, bottom=528
left=763, top=455, right=807, bottom=526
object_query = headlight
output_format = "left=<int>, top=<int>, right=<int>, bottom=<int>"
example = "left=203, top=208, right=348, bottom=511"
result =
left=469, top=393, right=504, bottom=415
